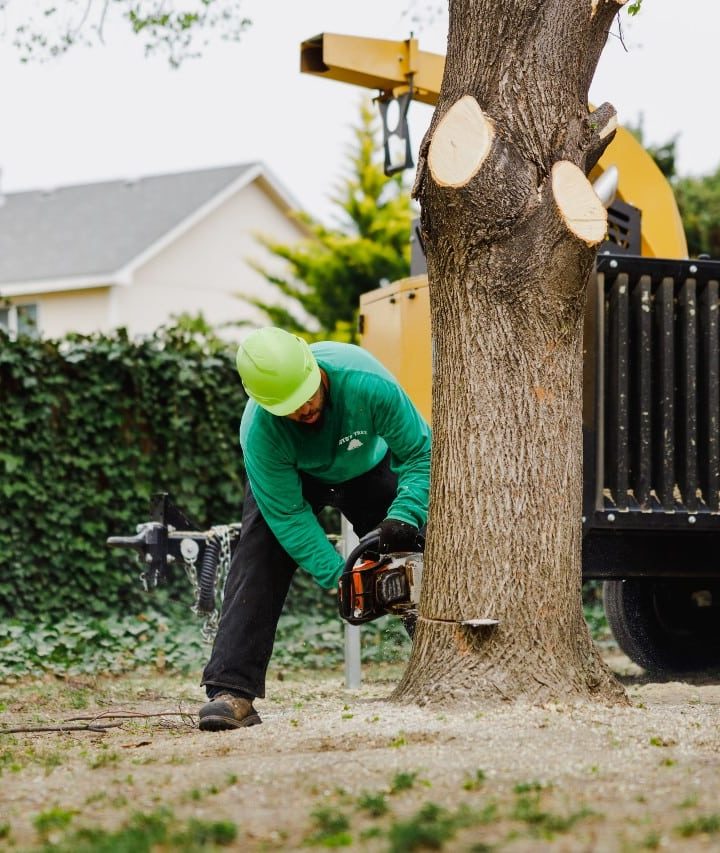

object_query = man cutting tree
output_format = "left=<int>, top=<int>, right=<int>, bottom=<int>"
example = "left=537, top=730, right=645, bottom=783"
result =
left=199, top=326, right=431, bottom=731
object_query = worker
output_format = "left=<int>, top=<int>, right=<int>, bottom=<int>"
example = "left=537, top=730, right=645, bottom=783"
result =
left=199, top=327, right=431, bottom=731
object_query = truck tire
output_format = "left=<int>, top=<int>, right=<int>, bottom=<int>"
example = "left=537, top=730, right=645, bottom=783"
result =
left=603, top=579, right=720, bottom=674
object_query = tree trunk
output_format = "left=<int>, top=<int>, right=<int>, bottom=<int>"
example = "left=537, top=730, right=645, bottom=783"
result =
left=394, top=0, right=628, bottom=705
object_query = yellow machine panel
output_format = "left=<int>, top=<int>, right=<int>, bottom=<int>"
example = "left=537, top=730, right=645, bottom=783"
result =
left=359, top=276, right=431, bottom=422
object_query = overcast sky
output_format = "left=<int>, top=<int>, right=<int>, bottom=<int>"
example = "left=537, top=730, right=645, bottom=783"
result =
left=1, top=1, right=718, bottom=223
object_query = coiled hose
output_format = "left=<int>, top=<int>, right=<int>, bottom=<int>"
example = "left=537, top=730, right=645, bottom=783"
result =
left=197, top=535, right=221, bottom=614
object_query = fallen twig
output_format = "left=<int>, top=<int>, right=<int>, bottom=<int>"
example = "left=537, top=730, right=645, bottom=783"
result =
left=1, top=721, right=124, bottom=735
left=64, top=710, right=192, bottom=722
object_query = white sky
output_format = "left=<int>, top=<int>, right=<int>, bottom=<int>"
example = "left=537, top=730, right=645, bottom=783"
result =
left=0, top=1, right=718, bottom=223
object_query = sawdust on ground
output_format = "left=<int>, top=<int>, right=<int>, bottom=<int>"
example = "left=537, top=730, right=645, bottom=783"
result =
left=1, top=651, right=720, bottom=851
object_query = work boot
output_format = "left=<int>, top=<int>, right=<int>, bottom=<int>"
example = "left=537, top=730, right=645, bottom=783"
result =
left=198, top=693, right=262, bottom=731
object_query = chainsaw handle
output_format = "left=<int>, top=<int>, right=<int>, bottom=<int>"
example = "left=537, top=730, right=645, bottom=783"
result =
left=341, top=526, right=425, bottom=576
left=342, top=529, right=381, bottom=575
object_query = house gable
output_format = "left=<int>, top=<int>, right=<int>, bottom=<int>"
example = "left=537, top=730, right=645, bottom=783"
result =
left=0, top=163, right=306, bottom=296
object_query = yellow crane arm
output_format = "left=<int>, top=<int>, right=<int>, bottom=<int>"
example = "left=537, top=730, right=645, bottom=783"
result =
left=301, top=33, right=442, bottom=105
left=300, top=33, right=687, bottom=259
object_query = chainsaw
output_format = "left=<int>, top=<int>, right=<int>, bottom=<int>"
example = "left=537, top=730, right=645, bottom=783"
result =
left=337, top=529, right=424, bottom=636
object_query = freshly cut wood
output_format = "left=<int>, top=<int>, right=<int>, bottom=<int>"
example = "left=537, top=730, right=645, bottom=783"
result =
left=552, top=160, right=607, bottom=245
left=428, top=95, right=494, bottom=188
left=597, top=112, right=618, bottom=140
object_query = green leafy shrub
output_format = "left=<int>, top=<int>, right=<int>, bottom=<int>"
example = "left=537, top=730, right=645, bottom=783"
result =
left=0, top=325, right=245, bottom=621
left=582, top=582, right=611, bottom=642
left=0, top=608, right=411, bottom=680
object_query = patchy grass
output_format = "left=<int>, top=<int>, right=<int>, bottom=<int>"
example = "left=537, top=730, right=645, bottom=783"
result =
left=1, top=663, right=719, bottom=852
left=675, top=813, right=720, bottom=838
left=28, top=807, right=236, bottom=852
left=356, top=791, right=389, bottom=817
left=389, top=770, right=421, bottom=793
left=462, top=768, right=487, bottom=790
left=510, top=792, right=597, bottom=839
left=304, top=806, right=352, bottom=847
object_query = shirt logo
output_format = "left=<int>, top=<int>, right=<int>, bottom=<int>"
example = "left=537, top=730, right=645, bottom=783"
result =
left=339, top=430, right=368, bottom=451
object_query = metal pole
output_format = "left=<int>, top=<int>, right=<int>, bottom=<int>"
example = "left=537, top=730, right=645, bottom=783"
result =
left=341, top=515, right=361, bottom=688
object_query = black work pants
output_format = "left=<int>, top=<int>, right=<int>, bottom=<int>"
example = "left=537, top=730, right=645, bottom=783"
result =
left=201, top=451, right=398, bottom=699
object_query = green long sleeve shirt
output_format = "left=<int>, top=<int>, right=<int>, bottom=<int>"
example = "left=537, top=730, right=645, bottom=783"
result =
left=239, top=342, right=431, bottom=588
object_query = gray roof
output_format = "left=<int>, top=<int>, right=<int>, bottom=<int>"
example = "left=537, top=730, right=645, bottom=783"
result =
left=0, top=164, right=259, bottom=285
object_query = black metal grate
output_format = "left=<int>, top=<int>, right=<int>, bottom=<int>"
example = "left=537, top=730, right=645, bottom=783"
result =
left=600, top=200, right=642, bottom=255
left=596, top=256, right=720, bottom=516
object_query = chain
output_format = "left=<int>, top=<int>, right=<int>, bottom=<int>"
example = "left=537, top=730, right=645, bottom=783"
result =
left=200, top=525, right=232, bottom=643
left=180, top=526, right=234, bottom=644
left=214, top=525, right=232, bottom=610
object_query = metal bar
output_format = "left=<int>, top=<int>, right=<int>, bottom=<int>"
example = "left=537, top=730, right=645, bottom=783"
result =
left=341, top=516, right=361, bottom=689
left=583, top=271, right=601, bottom=524
left=299, top=34, right=443, bottom=105
left=653, top=277, right=675, bottom=510
left=606, top=273, right=630, bottom=509
left=631, top=275, right=653, bottom=508
left=677, top=279, right=699, bottom=510
left=583, top=530, right=720, bottom=578
left=699, top=280, right=720, bottom=510
left=593, top=271, right=606, bottom=513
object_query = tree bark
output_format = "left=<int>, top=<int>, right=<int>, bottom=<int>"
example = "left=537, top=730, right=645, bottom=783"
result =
left=394, top=0, right=629, bottom=706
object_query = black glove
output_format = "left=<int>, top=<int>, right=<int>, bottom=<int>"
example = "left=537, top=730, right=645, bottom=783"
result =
left=377, top=518, right=420, bottom=554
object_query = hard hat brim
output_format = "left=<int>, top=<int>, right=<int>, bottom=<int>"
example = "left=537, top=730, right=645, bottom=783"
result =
left=259, top=359, right=322, bottom=416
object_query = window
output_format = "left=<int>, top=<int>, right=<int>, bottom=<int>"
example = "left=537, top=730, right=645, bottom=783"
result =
left=0, top=303, right=39, bottom=338
left=16, top=304, right=38, bottom=336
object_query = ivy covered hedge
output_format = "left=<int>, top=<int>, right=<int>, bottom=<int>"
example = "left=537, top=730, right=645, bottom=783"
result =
left=0, top=326, right=247, bottom=620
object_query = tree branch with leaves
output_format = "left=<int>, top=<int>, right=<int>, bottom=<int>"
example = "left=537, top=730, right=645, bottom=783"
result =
left=3, top=0, right=251, bottom=66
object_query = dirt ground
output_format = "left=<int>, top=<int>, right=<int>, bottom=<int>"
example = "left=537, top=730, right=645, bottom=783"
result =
left=1, top=650, right=720, bottom=852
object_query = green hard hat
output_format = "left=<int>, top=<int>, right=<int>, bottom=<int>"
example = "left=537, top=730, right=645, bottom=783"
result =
left=236, top=327, right=321, bottom=416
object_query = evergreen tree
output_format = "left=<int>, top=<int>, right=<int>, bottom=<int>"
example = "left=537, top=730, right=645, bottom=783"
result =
left=624, top=116, right=720, bottom=258
left=247, top=101, right=414, bottom=342
left=675, top=167, right=720, bottom=259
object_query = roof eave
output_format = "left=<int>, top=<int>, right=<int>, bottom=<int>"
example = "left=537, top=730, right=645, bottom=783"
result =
left=0, top=274, right=122, bottom=298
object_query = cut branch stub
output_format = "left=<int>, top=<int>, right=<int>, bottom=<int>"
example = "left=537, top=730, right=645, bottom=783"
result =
left=552, top=160, right=607, bottom=246
left=428, top=95, right=495, bottom=188
left=597, top=112, right=618, bottom=140
left=584, top=102, right=618, bottom=173
left=591, top=0, right=627, bottom=16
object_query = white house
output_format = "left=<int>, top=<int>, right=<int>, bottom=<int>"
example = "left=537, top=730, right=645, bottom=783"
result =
left=0, top=163, right=310, bottom=339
